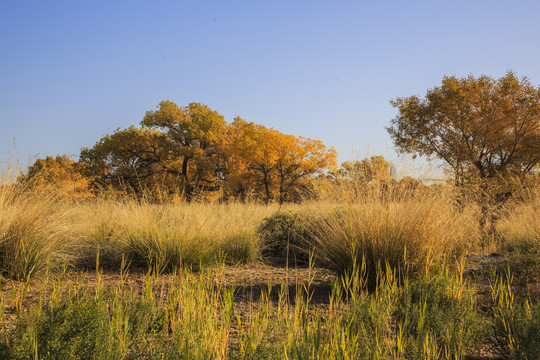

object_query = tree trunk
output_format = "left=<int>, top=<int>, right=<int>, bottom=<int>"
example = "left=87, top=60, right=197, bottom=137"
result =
left=263, top=171, right=271, bottom=205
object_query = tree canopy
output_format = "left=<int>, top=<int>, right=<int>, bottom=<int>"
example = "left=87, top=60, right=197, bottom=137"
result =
left=387, top=71, right=540, bottom=230
left=227, top=117, right=337, bottom=203
left=338, top=156, right=395, bottom=184
left=19, top=155, right=92, bottom=198
left=79, top=126, right=170, bottom=194
left=387, top=71, right=540, bottom=182
left=77, top=101, right=337, bottom=202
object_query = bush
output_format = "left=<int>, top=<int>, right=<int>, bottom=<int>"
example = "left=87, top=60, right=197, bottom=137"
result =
left=7, top=291, right=110, bottom=359
left=395, top=274, right=485, bottom=358
left=258, top=212, right=314, bottom=266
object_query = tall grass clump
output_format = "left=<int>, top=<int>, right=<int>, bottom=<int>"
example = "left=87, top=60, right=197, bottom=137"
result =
left=78, top=200, right=278, bottom=272
left=308, top=182, right=479, bottom=288
left=497, top=191, right=540, bottom=253
left=0, top=178, right=78, bottom=280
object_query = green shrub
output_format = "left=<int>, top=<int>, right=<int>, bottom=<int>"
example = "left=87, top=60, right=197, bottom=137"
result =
left=395, top=274, right=485, bottom=358
left=7, top=291, right=110, bottom=359
left=258, top=211, right=313, bottom=266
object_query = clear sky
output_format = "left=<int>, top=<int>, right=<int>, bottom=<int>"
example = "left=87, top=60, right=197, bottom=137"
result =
left=1, top=0, right=540, bottom=172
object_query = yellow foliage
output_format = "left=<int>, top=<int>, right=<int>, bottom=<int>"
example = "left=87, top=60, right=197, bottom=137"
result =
left=19, top=155, right=93, bottom=199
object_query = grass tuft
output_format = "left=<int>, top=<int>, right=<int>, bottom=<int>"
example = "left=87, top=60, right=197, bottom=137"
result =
left=0, top=184, right=79, bottom=280
left=306, top=196, right=479, bottom=288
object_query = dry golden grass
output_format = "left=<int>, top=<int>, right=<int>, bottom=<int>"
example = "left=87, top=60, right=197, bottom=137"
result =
left=498, top=191, right=540, bottom=252
left=76, top=199, right=282, bottom=271
left=306, top=179, right=481, bottom=286
left=0, top=163, right=503, bottom=280
left=0, top=184, right=80, bottom=279
left=0, top=165, right=485, bottom=280
left=0, top=167, right=285, bottom=276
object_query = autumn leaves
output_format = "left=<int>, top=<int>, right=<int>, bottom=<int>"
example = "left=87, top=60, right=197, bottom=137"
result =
left=28, top=101, right=337, bottom=202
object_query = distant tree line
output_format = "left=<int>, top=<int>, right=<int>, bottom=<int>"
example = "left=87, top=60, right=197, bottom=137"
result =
left=20, top=101, right=338, bottom=203
left=19, top=71, right=540, bottom=210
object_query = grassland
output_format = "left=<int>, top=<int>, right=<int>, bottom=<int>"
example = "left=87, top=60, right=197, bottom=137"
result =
left=0, top=177, right=539, bottom=359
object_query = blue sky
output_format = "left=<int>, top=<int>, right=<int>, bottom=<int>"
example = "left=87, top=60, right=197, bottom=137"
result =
left=1, top=0, right=540, bottom=172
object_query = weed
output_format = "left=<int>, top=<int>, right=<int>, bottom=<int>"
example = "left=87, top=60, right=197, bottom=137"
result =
left=490, top=270, right=540, bottom=359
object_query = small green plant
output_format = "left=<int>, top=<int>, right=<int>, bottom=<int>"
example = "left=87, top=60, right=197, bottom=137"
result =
left=395, top=270, right=485, bottom=358
left=490, top=270, right=540, bottom=359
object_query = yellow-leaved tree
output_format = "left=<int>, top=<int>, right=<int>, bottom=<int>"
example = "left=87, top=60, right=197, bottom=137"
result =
left=19, top=155, right=92, bottom=198
left=79, top=126, right=169, bottom=196
left=387, top=71, right=540, bottom=230
left=226, top=117, right=337, bottom=203
left=141, top=101, right=228, bottom=199
left=79, top=101, right=337, bottom=203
